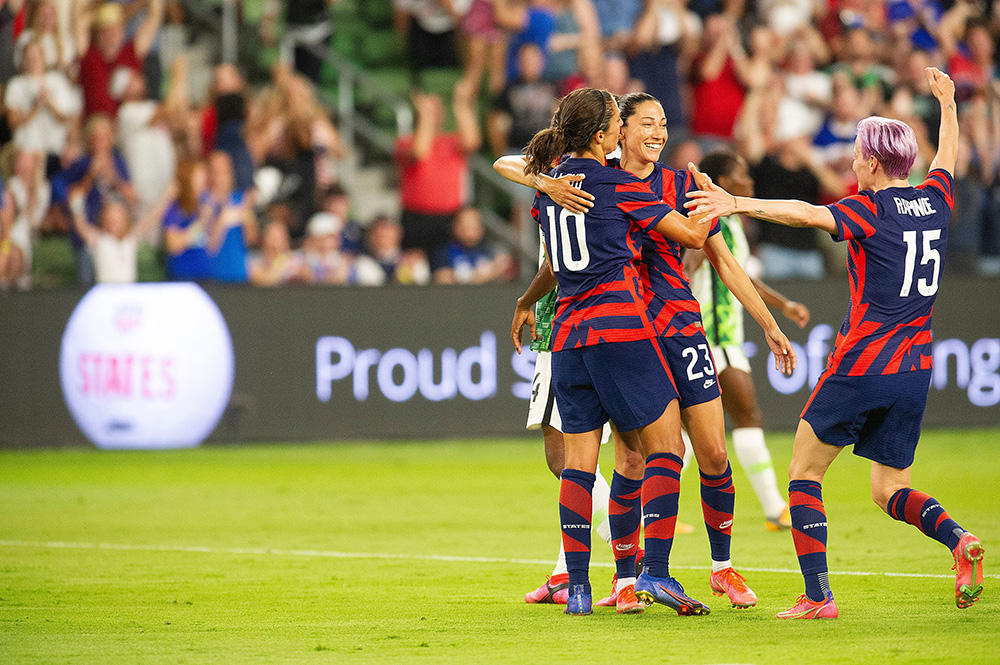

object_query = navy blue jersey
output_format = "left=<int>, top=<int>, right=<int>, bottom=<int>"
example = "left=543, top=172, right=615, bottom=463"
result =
left=825, top=169, right=954, bottom=376
left=531, top=157, right=673, bottom=351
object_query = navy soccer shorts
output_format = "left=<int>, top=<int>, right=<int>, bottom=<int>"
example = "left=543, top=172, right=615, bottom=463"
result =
left=658, top=333, right=723, bottom=409
left=801, top=368, right=932, bottom=469
left=552, top=338, right=679, bottom=434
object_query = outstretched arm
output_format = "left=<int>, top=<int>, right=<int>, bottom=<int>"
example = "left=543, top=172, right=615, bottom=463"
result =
left=492, top=155, right=594, bottom=214
left=68, top=189, right=99, bottom=246
left=750, top=277, right=810, bottom=328
left=684, top=164, right=837, bottom=235
left=703, top=232, right=796, bottom=374
left=135, top=0, right=166, bottom=59
left=926, top=67, right=958, bottom=176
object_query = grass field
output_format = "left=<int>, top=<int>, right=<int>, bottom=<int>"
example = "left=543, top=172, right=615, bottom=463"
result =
left=1, top=430, right=998, bottom=664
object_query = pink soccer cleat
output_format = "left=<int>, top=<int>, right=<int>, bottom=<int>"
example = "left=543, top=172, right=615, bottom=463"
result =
left=709, top=567, right=758, bottom=608
left=953, top=532, right=985, bottom=609
left=524, top=573, right=569, bottom=604
left=775, top=593, right=838, bottom=619
left=595, top=574, right=618, bottom=607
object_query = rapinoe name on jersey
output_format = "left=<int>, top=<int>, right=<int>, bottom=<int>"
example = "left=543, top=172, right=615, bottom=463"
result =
left=894, top=196, right=936, bottom=217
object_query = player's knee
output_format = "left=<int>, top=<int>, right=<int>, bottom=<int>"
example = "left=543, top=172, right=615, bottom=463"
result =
left=698, top=443, right=729, bottom=475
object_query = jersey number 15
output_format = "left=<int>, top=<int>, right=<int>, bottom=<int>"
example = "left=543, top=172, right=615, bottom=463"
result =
left=900, top=229, right=941, bottom=297
left=546, top=207, right=590, bottom=272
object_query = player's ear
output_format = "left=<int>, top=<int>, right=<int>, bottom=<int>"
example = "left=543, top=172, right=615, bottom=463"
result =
left=869, top=155, right=879, bottom=175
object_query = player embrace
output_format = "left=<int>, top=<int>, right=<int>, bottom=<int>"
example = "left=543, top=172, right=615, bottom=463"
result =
left=686, top=67, right=984, bottom=618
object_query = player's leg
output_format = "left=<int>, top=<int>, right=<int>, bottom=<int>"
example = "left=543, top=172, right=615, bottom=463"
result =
left=597, top=426, right=645, bottom=612
left=777, top=418, right=841, bottom=619
left=718, top=359, right=790, bottom=530
left=631, top=400, right=711, bottom=615
left=682, top=397, right=757, bottom=608
left=559, top=429, right=602, bottom=615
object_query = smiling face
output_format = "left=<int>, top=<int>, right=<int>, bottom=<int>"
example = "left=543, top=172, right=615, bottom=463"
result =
left=621, top=99, right=666, bottom=166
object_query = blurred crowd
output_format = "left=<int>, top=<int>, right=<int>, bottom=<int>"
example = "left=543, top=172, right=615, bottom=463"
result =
left=1, top=0, right=998, bottom=290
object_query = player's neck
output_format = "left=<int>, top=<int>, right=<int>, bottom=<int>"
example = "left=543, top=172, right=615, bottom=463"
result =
left=618, top=155, right=655, bottom=179
left=867, top=176, right=910, bottom=192
left=574, top=147, right=607, bottom=164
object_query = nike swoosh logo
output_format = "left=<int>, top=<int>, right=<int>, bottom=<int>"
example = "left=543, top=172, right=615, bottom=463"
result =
left=719, top=519, right=733, bottom=529
left=615, top=544, right=634, bottom=551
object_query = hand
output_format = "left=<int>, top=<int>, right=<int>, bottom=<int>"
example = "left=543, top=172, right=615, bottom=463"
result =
left=218, top=202, right=244, bottom=228
left=685, top=162, right=736, bottom=220
left=765, top=325, right=796, bottom=376
left=511, top=303, right=536, bottom=354
left=782, top=301, right=810, bottom=328
left=925, top=67, right=955, bottom=105
left=539, top=174, right=593, bottom=213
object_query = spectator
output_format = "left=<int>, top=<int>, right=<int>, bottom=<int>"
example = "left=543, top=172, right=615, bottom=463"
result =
left=14, top=0, right=75, bottom=72
left=454, top=0, right=507, bottom=96
left=318, top=184, right=363, bottom=254
left=366, top=214, right=431, bottom=285
left=495, top=0, right=559, bottom=84
left=55, top=113, right=137, bottom=285
left=113, top=55, right=190, bottom=227
left=162, top=159, right=212, bottom=281
left=590, top=0, right=643, bottom=52
left=431, top=206, right=511, bottom=283
left=204, top=150, right=257, bottom=284
left=302, top=211, right=384, bottom=285
left=67, top=181, right=173, bottom=284
left=203, top=63, right=255, bottom=193
left=689, top=13, right=749, bottom=140
left=832, top=27, right=893, bottom=114
left=74, top=0, right=164, bottom=118
left=4, top=38, right=82, bottom=176
left=780, top=38, right=832, bottom=140
left=630, top=0, right=702, bottom=132
left=5, top=149, right=50, bottom=288
left=0, top=0, right=25, bottom=87
left=395, top=87, right=481, bottom=255
left=544, top=0, right=603, bottom=90
left=812, top=73, right=863, bottom=197
left=487, top=43, right=559, bottom=157
left=261, top=0, right=335, bottom=84
left=394, top=0, right=459, bottom=87
left=249, top=214, right=310, bottom=286
left=947, top=18, right=996, bottom=105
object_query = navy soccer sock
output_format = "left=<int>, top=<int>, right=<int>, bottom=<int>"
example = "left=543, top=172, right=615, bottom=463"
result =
left=700, top=463, right=735, bottom=564
left=887, top=488, right=965, bottom=551
left=609, top=471, right=643, bottom=581
left=641, top=452, right=683, bottom=579
left=789, top=479, right=831, bottom=602
left=559, top=468, right=596, bottom=594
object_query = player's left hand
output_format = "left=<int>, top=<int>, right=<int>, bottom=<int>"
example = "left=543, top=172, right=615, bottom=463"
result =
left=765, top=325, right=796, bottom=376
left=540, top=173, right=593, bottom=214
left=511, top=304, right=536, bottom=354
left=783, top=301, right=810, bottom=328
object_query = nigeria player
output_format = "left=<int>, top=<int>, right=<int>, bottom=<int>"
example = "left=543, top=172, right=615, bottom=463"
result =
left=685, top=68, right=984, bottom=618
left=685, top=150, right=811, bottom=532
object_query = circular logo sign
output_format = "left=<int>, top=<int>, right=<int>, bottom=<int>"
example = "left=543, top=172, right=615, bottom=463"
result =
left=60, top=283, right=234, bottom=449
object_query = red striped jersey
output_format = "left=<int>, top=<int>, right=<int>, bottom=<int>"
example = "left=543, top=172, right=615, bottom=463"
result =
left=531, top=157, right=674, bottom=351
left=824, top=168, right=954, bottom=376
left=629, top=163, right=720, bottom=338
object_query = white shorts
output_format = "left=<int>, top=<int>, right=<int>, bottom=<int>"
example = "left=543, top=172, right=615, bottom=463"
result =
left=712, top=343, right=752, bottom=374
left=527, top=351, right=612, bottom=441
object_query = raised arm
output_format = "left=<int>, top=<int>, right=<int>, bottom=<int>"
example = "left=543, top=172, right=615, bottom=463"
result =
left=684, top=163, right=837, bottom=235
left=68, top=188, right=99, bottom=246
left=702, top=232, right=795, bottom=374
left=134, top=0, right=166, bottom=59
left=492, top=155, right=594, bottom=213
left=926, top=67, right=958, bottom=176
left=73, top=0, right=93, bottom=57
left=453, top=81, right=482, bottom=155
left=408, top=93, right=440, bottom=161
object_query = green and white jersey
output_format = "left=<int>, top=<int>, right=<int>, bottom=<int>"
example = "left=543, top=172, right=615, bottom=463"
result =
left=689, top=214, right=749, bottom=348
left=530, top=231, right=557, bottom=353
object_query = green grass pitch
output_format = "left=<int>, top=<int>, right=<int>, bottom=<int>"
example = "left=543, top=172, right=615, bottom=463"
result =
left=1, top=430, right=997, bottom=664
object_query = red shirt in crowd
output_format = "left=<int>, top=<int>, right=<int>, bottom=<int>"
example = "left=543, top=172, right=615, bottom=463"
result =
left=79, top=40, right=142, bottom=117
left=690, top=57, right=744, bottom=139
left=395, top=134, right=468, bottom=215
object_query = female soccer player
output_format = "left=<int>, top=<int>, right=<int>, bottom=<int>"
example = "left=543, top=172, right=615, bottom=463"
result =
left=685, top=150, right=811, bottom=532
left=517, top=87, right=718, bottom=616
left=500, top=92, right=796, bottom=611
left=685, top=67, right=984, bottom=619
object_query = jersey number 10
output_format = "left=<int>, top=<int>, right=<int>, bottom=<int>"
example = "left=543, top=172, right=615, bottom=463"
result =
left=546, top=207, right=590, bottom=272
left=900, top=229, right=941, bottom=297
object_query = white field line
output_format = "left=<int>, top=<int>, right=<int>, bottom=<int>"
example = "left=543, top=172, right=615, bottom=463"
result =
left=0, top=540, right=995, bottom=580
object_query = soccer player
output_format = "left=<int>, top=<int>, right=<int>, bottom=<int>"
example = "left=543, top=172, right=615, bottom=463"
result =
left=521, top=235, right=622, bottom=607
left=499, top=92, right=797, bottom=611
left=685, top=67, right=985, bottom=619
left=684, top=150, right=811, bottom=532
left=517, top=87, right=720, bottom=616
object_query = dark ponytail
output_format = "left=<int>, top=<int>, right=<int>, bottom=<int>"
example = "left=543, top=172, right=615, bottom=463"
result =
left=524, top=88, right=615, bottom=176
